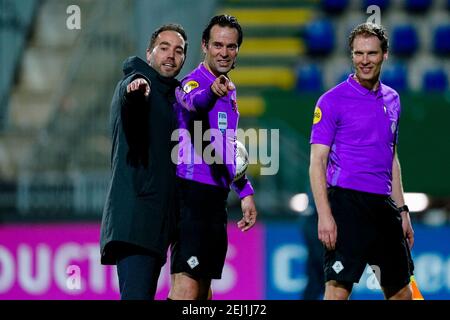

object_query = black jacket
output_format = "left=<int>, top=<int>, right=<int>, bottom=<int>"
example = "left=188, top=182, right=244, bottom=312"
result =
left=100, top=56, right=179, bottom=264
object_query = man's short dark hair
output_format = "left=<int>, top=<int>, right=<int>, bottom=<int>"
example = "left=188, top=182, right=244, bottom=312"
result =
left=348, top=22, right=389, bottom=53
left=147, top=23, right=188, bottom=54
left=202, top=14, right=243, bottom=47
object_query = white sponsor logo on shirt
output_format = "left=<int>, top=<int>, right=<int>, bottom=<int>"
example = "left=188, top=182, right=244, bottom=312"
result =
left=218, top=112, right=227, bottom=134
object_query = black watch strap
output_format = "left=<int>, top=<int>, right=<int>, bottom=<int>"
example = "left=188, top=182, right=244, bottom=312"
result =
left=397, top=205, right=409, bottom=213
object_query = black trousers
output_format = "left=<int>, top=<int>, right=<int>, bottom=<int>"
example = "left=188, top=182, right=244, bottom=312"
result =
left=171, top=178, right=229, bottom=280
left=116, top=247, right=164, bottom=300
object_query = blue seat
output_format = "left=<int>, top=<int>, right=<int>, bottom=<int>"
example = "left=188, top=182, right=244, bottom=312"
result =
left=295, top=64, right=323, bottom=92
left=381, top=63, right=408, bottom=91
left=433, top=25, right=450, bottom=55
left=304, top=19, right=335, bottom=55
left=391, top=24, right=419, bottom=56
left=337, top=72, right=350, bottom=85
left=321, top=0, right=349, bottom=14
left=405, top=0, right=432, bottom=12
left=423, top=69, right=448, bottom=91
left=363, top=0, right=390, bottom=11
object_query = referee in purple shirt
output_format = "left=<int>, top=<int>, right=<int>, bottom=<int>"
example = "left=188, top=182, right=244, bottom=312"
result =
left=309, top=22, right=415, bottom=300
left=168, top=15, right=258, bottom=300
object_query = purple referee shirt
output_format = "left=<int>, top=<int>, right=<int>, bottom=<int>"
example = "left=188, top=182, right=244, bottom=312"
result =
left=174, top=63, right=254, bottom=199
left=310, top=74, right=401, bottom=195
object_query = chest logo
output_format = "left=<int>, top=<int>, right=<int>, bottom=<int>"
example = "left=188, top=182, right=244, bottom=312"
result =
left=183, top=80, right=199, bottom=94
left=218, top=112, right=228, bottom=134
left=313, top=106, right=322, bottom=124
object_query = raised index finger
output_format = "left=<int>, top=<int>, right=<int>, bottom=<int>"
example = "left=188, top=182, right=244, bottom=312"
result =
left=218, top=75, right=228, bottom=85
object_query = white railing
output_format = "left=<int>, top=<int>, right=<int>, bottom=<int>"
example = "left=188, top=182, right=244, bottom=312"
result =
left=16, top=170, right=109, bottom=216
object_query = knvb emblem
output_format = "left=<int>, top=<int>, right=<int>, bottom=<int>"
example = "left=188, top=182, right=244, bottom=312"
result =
left=187, top=256, right=199, bottom=269
left=332, top=261, right=344, bottom=274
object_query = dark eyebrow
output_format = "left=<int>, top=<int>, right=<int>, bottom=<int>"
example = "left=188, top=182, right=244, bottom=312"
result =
left=158, top=41, right=184, bottom=53
left=353, top=50, right=379, bottom=54
left=212, top=41, right=237, bottom=48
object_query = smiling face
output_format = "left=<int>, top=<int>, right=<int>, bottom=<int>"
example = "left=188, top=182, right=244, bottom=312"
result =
left=351, top=35, right=388, bottom=89
left=146, top=30, right=186, bottom=78
left=202, top=25, right=239, bottom=77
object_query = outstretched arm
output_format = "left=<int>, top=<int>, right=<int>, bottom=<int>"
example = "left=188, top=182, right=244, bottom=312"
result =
left=119, top=74, right=151, bottom=107
left=118, top=75, right=152, bottom=167
left=126, top=78, right=150, bottom=97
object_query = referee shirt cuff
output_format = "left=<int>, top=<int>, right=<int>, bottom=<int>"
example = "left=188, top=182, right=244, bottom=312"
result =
left=233, top=178, right=254, bottom=199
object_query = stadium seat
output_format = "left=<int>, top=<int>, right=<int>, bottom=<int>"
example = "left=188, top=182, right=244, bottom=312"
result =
left=303, top=19, right=335, bottom=55
left=405, top=0, right=432, bottom=12
left=433, top=25, right=450, bottom=55
left=422, top=69, right=448, bottom=91
left=337, top=71, right=350, bottom=85
left=295, top=64, right=323, bottom=92
left=363, top=0, right=390, bottom=11
left=381, top=63, right=408, bottom=91
left=321, top=0, right=349, bottom=14
left=391, top=24, right=419, bottom=56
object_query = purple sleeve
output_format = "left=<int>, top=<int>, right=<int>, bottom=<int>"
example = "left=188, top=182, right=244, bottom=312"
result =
left=309, top=94, right=338, bottom=146
left=175, top=79, right=217, bottom=113
left=232, top=175, right=254, bottom=199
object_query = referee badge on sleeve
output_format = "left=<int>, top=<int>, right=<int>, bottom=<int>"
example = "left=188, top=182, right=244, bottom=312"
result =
left=183, top=80, right=199, bottom=93
left=313, top=106, right=322, bottom=124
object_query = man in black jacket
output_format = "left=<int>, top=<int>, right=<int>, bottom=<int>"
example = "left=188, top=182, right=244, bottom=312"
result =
left=100, top=24, right=187, bottom=300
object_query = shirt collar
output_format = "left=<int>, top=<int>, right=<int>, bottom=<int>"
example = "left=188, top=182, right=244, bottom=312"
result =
left=199, top=62, right=217, bottom=82
left=347, top=74, right=382, bottom=97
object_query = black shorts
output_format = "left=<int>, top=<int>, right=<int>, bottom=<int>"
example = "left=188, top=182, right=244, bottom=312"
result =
left=324, top=187, right=414, bottom=289
left=171, top=178, right=229, bottom=279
